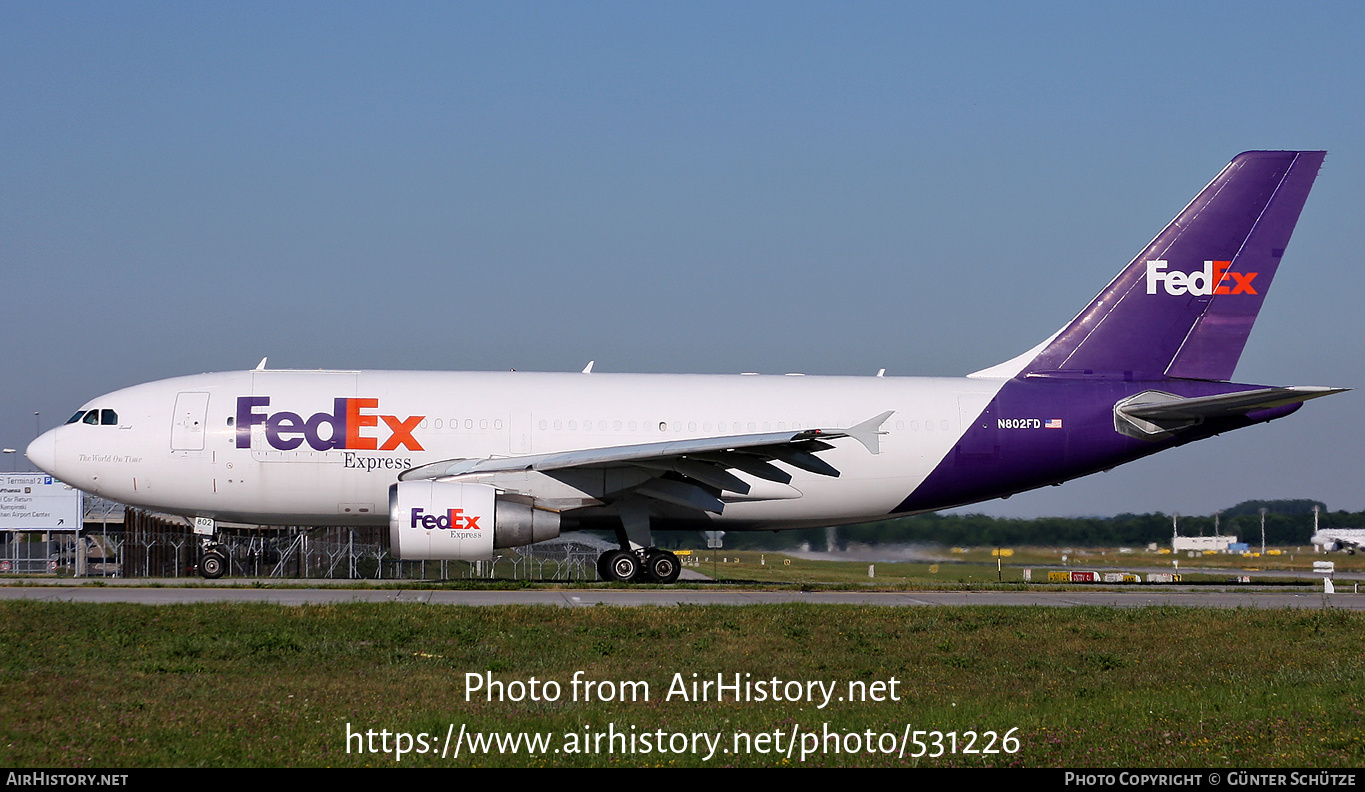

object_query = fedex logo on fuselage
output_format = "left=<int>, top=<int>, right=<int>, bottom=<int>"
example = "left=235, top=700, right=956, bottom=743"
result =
left=410, top=507, right=481, bottom=531
left=235, top=396, right=424, bottom=452
left=1145, top=260, right=1258, bottom=296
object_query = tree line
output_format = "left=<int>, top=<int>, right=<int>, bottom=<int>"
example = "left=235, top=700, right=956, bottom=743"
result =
left=687, top=499, right=1358, bottom=551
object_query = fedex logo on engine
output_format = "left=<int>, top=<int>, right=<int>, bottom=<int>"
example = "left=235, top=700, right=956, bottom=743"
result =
left=410, top=507, right=481, bottom=531
left=235, top=396, right=424, bottom=452
left=1145, top=260, right=1258, bottom=296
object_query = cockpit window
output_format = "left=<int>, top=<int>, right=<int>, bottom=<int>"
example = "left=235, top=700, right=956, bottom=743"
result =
left=76, top=409, right=119, bottom=426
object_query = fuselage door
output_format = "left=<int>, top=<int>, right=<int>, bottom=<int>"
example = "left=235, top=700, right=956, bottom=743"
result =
left=247, top=371, right=358, bottom=463
left=171, top=392, right=211, bottom=451
left=956, top=393, right=997, bottom=457
left=511, top=410, right=532, bottom=454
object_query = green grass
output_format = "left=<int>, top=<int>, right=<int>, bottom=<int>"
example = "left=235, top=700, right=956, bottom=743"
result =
left=679, top=548, right=1332, bottom=587
left=685, top=550, right=1020, bottom=585
left=1, top=602, right=1362, bottom=767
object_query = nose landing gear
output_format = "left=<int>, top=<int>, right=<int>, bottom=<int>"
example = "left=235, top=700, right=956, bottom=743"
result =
left=199, top=543, right=228, bottom=579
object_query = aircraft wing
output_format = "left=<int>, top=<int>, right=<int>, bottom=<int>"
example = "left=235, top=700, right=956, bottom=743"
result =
left=1114, top=386, right=1347, bottom=440
left=398, top=411, right=894, bottom=513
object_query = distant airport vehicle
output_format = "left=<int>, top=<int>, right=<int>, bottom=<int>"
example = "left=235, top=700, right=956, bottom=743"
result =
left=1312, top=529, right=1365, bottom=554
left=26, top=151, right=1345, bottom=582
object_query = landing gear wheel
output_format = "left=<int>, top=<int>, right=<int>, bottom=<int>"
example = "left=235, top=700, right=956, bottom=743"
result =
left=200, top=552, right=226, bottom=580
left=645, top=550, right=681, bottom=584
left=603, top=550, right=640, bottom=583
left=595, top=552, right=614, bottom=581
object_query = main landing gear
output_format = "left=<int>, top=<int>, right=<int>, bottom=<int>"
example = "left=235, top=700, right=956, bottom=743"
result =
left=595, top=547, right=681, bottom=584
left=596, top=499, right=681, bottom=584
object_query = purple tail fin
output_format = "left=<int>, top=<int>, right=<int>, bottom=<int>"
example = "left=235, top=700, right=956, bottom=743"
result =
left=1021, top=151, right=1324, bottom=381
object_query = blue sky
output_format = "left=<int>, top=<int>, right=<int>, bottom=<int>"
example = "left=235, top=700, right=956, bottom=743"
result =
left=3, top=2, right=1362, bottom=518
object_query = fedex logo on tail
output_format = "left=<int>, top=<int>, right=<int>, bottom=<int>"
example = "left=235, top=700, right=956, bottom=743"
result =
left=1146, top=260, right=1258, bottom=296
left=235, top=396, right=424, bottom=452
left=410, top=507, right=481, bottom=531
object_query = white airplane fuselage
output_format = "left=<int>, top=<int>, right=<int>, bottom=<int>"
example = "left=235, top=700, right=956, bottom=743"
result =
left=38, top=368, right=996, bottom=529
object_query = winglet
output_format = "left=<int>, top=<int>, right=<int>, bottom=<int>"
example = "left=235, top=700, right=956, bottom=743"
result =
left=842, top=411, right=895, bottom=455
left=255, top=357, right=268, bottom=371
left=582, top=360, right=595, bottom=374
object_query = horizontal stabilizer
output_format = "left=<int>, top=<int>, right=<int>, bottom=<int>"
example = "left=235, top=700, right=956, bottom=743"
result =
left=1114, top=386, right=1347, bottom=440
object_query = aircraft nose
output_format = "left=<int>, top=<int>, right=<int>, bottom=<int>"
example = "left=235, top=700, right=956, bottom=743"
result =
left=26, top=430, right=57, bottom=475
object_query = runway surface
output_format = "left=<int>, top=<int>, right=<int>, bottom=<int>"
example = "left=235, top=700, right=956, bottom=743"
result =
left=0, top=583, right=1360, bottom=609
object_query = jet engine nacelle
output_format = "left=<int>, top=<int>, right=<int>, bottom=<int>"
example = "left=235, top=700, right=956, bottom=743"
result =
left=388, top=480, right=560, bottom=561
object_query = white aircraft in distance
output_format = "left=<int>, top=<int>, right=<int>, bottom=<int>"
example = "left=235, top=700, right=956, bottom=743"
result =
left=1311, top=529, right=1365, bottom=555
left=27, top=151, right=1347, bottom=582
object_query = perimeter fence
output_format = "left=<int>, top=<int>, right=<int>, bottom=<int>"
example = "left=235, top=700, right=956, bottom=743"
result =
left=3, top=507, right=611, bottom=581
